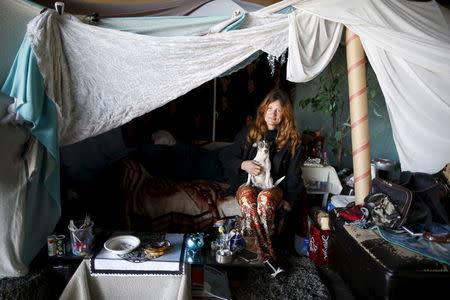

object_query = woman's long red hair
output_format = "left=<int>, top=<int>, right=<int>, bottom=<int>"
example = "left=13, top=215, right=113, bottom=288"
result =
left=247, top=89, right=300, bottom=154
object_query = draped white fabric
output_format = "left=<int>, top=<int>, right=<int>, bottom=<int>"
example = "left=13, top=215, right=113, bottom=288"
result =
left=27, top=0, right=450, bottom=172
left=294, top=0, right=450, bottom=173
left=287, top=11, right=342, bottom=82
left=27, top=11, right=291, bottom=146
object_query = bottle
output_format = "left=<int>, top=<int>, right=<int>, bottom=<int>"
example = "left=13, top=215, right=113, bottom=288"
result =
left=218, top=226, right=229, bottom=252
left=322, top=152, right=328, bottom=166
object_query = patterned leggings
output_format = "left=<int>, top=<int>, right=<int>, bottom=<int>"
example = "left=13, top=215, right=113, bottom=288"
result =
left=237, top=185, right=283, bottom=261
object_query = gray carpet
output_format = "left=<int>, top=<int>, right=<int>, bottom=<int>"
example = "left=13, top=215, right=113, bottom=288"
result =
left=0, top=269, right=52, bottom=300
left=231, top=256, right=330, bottom=300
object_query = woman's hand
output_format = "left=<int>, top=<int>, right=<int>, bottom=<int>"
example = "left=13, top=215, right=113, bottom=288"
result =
left=280, top=200, right=291, bottom=211
left=241, top=160, right=263, bottom=176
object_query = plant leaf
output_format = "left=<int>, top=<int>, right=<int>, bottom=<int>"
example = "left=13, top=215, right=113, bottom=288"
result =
left=373, top=108, right=382, bottom=117
left=335, top=131, right=342, bottom=140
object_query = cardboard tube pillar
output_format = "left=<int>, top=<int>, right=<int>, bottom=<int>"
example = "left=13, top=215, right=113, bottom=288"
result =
left=345, top=28, right=371, bottom=204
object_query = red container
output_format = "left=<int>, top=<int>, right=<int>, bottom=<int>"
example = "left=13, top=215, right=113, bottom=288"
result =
left=308, top=224, right=331, bottom=265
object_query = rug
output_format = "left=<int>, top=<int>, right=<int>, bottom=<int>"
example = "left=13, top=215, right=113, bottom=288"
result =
left=0, top=268, right=52, bottom=300
left=230, top=256, right=330, bottom=300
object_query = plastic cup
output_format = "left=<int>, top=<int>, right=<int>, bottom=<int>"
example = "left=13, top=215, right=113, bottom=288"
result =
left=68, top=220, right=94, bottom=256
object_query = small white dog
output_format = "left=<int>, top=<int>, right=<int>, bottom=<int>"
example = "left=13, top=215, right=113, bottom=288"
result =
left=244, top=140, right=285, bottom=190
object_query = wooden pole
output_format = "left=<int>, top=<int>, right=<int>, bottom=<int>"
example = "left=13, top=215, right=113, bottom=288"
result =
left=212, top=78, right=217, bottom=142
left=345, top=27, right=371, bottom=204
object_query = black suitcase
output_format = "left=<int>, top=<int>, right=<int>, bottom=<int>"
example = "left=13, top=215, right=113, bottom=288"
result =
left=331, top=224, right=450, bottom=299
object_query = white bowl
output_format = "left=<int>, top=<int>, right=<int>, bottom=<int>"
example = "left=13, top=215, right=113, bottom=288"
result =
left=104, top=235, right=140, bottom=255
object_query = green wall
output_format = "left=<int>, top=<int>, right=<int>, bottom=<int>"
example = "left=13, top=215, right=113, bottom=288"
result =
left=293, top=46, right=399, bottom=169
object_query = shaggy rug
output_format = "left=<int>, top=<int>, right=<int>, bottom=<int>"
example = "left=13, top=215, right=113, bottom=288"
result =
left=230, top=256, right=330, bottom=300
left=0, top=268, right=52, bottom=300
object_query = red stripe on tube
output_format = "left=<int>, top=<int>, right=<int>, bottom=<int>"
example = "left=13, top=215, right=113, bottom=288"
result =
left=351, top=114, right=368, bottom=129
left=349, top=87, right=367, bottom=102
left=348, top=58, right=366, bottom=73
left=354, top=170, right=371, bottom=184
left=352, top=142, right=370, bottom=156
left=345, top=33, right=358, bottom=46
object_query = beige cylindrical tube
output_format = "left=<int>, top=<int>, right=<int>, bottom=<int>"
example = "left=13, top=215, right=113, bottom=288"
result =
left=345, top=28, right=371, bottom=204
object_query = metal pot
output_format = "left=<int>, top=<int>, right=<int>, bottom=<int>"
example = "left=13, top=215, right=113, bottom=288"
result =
left=215, top=249, right=233, bottom=264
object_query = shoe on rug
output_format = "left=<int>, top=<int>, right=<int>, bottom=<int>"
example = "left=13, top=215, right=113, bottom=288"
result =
left=263, top=258, right=285, bottom=278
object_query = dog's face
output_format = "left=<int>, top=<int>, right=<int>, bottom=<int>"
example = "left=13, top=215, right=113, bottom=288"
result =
left=255, top=140, right=270, bottom=155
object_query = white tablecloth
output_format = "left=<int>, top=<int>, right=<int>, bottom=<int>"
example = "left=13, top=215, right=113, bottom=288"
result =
left=60, top=260, right=191, bottom=300
left=301, top=165, right=343, bottom=195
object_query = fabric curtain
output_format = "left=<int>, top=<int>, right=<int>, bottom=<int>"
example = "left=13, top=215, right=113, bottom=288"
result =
left=98, top=15, right=233, bottom=36
left=24, top=10, right=291, bottom=146
left=189, top=0, right=246, bottom=16
left=1, top=36, right=61, bottom=277
left=31, top=0, right=213, bottom=18
left=23, top=6, right=340, bottom=146
left=0, top=124, right=29, bottom=278
left=294, top=0, right=450, bottom=173
left=0, top=0, right=45, bottom=278
left=287, top=10, right=343, bottom=82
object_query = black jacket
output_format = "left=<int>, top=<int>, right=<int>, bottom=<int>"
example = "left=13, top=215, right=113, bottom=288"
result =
left=224, top=127, right=304, bottom=205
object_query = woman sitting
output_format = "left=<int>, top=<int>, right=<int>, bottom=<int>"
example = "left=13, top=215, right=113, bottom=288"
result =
left=224, top=89, right=304, bottom=278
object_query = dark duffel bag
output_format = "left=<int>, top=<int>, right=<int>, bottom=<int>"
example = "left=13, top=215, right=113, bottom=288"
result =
left=400, top=169, right=450, bottom=229
left=371, top=178, right=413, bottom=229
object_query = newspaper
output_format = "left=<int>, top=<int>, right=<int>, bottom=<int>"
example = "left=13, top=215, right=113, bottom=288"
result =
left=203, top=265, right=231, bottom=300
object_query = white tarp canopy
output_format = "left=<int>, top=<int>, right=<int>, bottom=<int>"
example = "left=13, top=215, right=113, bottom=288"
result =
left=26, top=9, right=329, bottom=145
left=1, top=0, right=449, bottom=277
left=23, top=0, right=450, bottom=172
left=291, top=0, right=450, bottom=173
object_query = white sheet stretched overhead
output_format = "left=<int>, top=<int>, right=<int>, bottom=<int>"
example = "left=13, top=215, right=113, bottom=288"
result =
left=293, top=0, right=450, bottom=173
left=27, top=8, right=341, bottom=146
left=24, top=0, right=450, bottom=174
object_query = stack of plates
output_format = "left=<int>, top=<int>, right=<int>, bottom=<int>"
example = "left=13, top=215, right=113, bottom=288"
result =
left=143, top=240, right=171, bottom=258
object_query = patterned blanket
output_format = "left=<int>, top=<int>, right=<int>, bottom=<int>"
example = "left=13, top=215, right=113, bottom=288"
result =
left=121, top=159, right=240, bottom=232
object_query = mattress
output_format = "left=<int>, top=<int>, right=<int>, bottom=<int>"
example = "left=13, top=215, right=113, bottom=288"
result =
left=332, top=225, right=450, bottom=299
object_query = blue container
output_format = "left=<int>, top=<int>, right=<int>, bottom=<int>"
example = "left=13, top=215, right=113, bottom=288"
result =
left=230, top=234, right=245, bottom=251
left=326, top=201, right=336, bottom=212
left=294, top=235, right=309, bottom=256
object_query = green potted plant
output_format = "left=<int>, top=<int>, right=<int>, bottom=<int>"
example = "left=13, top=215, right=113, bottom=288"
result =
left=298, top=61, right=380, bottom=169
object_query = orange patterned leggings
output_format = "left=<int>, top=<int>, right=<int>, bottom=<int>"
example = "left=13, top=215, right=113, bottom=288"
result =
left=236, top=185, right=283, bottom=261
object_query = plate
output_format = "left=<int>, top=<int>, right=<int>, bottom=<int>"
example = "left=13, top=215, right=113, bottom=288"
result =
left=104, top=235, right=141, bottom=255
left=143, top=240, right=171, bottom=258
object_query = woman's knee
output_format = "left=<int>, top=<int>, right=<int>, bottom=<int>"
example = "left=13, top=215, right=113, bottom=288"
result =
left=237, top=186, right=259, bottom=206
left=257, top=188, right=283, bottom=206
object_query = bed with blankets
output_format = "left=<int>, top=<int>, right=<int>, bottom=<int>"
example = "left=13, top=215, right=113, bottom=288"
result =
left=119, top=141, right=241, bottom=233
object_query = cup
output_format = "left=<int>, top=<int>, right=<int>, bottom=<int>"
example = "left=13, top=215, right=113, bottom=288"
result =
left=68, top=220, right=94, bottom=256
left=55, top=235, right=66, bottom=257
